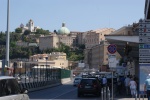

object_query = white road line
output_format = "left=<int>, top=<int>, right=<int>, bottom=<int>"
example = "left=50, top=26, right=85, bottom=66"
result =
left=51, top=88, right=77, bottom=99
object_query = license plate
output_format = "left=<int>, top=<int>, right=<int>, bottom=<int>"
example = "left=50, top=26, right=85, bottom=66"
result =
left=85, top=86, right=91, bottom=88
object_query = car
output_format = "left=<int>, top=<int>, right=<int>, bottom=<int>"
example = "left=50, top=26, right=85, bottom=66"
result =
left=73, top=77, right=82, bottom=86
left=77, top=77, right=101, bottom=97
left=0, top=76, right=30, bottom=100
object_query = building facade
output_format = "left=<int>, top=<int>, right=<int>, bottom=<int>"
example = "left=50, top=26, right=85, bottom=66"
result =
left=28, top=52, right=68, bottom=69
left=39, top=23, right=85, bottom=50
left=84, top=40, right=121, bottom=71
left=85, top=28, right=115, bottom=49
left=39, top=34, right=59, bottom=50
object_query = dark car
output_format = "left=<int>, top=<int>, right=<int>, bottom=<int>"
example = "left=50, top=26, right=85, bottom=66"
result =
left=77, top=77, right=101, bottom=97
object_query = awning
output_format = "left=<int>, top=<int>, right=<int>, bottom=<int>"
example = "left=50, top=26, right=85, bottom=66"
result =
left=105, top=35, right=139, bottom=58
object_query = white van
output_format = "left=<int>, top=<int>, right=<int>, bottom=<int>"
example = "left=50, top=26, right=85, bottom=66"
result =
left=0, top=76, right=29, bottom=100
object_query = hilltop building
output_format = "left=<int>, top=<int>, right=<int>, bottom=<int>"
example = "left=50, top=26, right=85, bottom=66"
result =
left=39, top=23, right=84, bottom=50
left=19, top=19, right=40, bottom=33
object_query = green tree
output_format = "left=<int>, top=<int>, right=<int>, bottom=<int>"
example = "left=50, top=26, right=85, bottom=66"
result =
left=10, top=32, right=21, bottom=42
left=15, top=28, right=22, bottom=33
left=0, top=33, right=6, bottom=45
left=35, top=29, right=50, bottom=35
left=10, top=41, right=16, bottom=47
left=24, top=30, right=31, bottom=35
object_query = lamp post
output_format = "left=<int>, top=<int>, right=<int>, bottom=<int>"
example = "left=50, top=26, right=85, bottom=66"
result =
left=6, top=0, right=10, bottom=69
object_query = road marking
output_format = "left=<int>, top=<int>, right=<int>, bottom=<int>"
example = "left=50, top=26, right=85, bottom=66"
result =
left=51, top=88, right=77, bottom=99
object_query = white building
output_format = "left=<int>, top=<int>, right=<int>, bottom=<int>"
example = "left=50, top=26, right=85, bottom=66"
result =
left=20, top=19, right=40, bottom=32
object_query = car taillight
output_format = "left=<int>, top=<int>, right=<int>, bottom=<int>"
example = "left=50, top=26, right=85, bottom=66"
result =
left=78, top=84, right=82, bottom=88
left=93, top=84, right=97, bottom=88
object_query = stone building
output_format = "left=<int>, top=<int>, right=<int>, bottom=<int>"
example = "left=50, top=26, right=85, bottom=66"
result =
left=39, top=23, right=85, bottom=50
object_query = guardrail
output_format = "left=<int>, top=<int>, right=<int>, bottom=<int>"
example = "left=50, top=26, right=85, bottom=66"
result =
left=18, top=78, right=71, bottom=92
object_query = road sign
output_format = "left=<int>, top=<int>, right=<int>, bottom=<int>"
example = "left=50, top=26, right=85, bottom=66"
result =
left=139, top=54, right=150, bottom=57
left=139, top=58, right=150, bottom=62
left=139, top=37, right=150, bottom=43
left=108, top=54, right=116, bottom=68
left=139, top=33, right=150, bottom=36
left=107, top=44, right=117, bottom=54
left=139, top=44, right=150, bottom=49
left=139, top=48, right=150, bottom=62
left=139, top=49, right=150, bottom=53
left=139, top=24, right=150, bottom=28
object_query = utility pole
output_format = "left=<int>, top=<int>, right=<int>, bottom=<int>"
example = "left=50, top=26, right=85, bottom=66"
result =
left=6, top=0, right=10, bottom=68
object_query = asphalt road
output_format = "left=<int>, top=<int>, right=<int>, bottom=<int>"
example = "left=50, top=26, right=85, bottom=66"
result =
left=28, top=80, right=101, bottom=100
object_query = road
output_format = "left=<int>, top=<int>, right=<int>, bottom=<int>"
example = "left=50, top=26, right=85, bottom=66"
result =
left=28, top=80, right=101, bottom=100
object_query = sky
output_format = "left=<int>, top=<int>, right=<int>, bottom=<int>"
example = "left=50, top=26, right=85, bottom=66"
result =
left=0, top=0, right=145, bottom=32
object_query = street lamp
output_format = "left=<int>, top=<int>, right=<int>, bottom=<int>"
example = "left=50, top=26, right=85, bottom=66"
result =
left=6, top=0, right=10, bottom=68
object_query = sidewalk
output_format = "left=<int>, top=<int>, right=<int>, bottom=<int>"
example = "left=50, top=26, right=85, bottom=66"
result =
left=114, top=94, right=147, bottom=100
left=114, top=98, right=147, bottom=100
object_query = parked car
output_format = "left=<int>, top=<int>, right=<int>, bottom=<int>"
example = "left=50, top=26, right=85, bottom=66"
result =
left=77, top=77, right=101, bottom=97
left=73, top=77, right=82, bottom=86
left=0, top=76, right=29, bottom=100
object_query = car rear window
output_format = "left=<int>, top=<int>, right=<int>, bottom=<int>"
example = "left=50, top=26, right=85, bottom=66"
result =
left=75, top=78, right=81, bottom=80
left=80, top=79, right=97, bottom=85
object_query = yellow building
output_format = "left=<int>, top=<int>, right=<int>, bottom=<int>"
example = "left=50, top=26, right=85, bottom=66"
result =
left=28, top=52, right=68, bottom=69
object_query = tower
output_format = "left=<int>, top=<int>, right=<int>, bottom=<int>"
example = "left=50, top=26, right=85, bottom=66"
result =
left=28, top=19, right=34, bottom=32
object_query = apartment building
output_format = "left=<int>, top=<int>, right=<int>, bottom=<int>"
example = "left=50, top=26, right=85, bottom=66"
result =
left=109, top=25, right=134, bottom=36
left=29, top=52, right=68, bottom=69
left=84, top=40, right=121, bottom=71
left=39, top=34, right=59, bottom=50
left=85, top=28, right=115, bottom=49
left=76, top=32, right=87, bottom=45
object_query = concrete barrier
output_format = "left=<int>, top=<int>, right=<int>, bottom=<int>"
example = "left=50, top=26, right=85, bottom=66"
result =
left=61, top=78, right=71, bottom=84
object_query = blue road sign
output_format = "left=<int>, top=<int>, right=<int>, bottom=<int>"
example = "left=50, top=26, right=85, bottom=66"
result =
left=107, top=44, right=117, bottom=54
left=139, top=44, right=150, bottom=49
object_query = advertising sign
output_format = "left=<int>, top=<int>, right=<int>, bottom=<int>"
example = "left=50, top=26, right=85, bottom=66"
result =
left=139, top=63, right=150, bottom=93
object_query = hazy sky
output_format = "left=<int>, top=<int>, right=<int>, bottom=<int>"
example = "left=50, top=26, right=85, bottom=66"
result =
left=0, top=0, right=145, bottom=32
